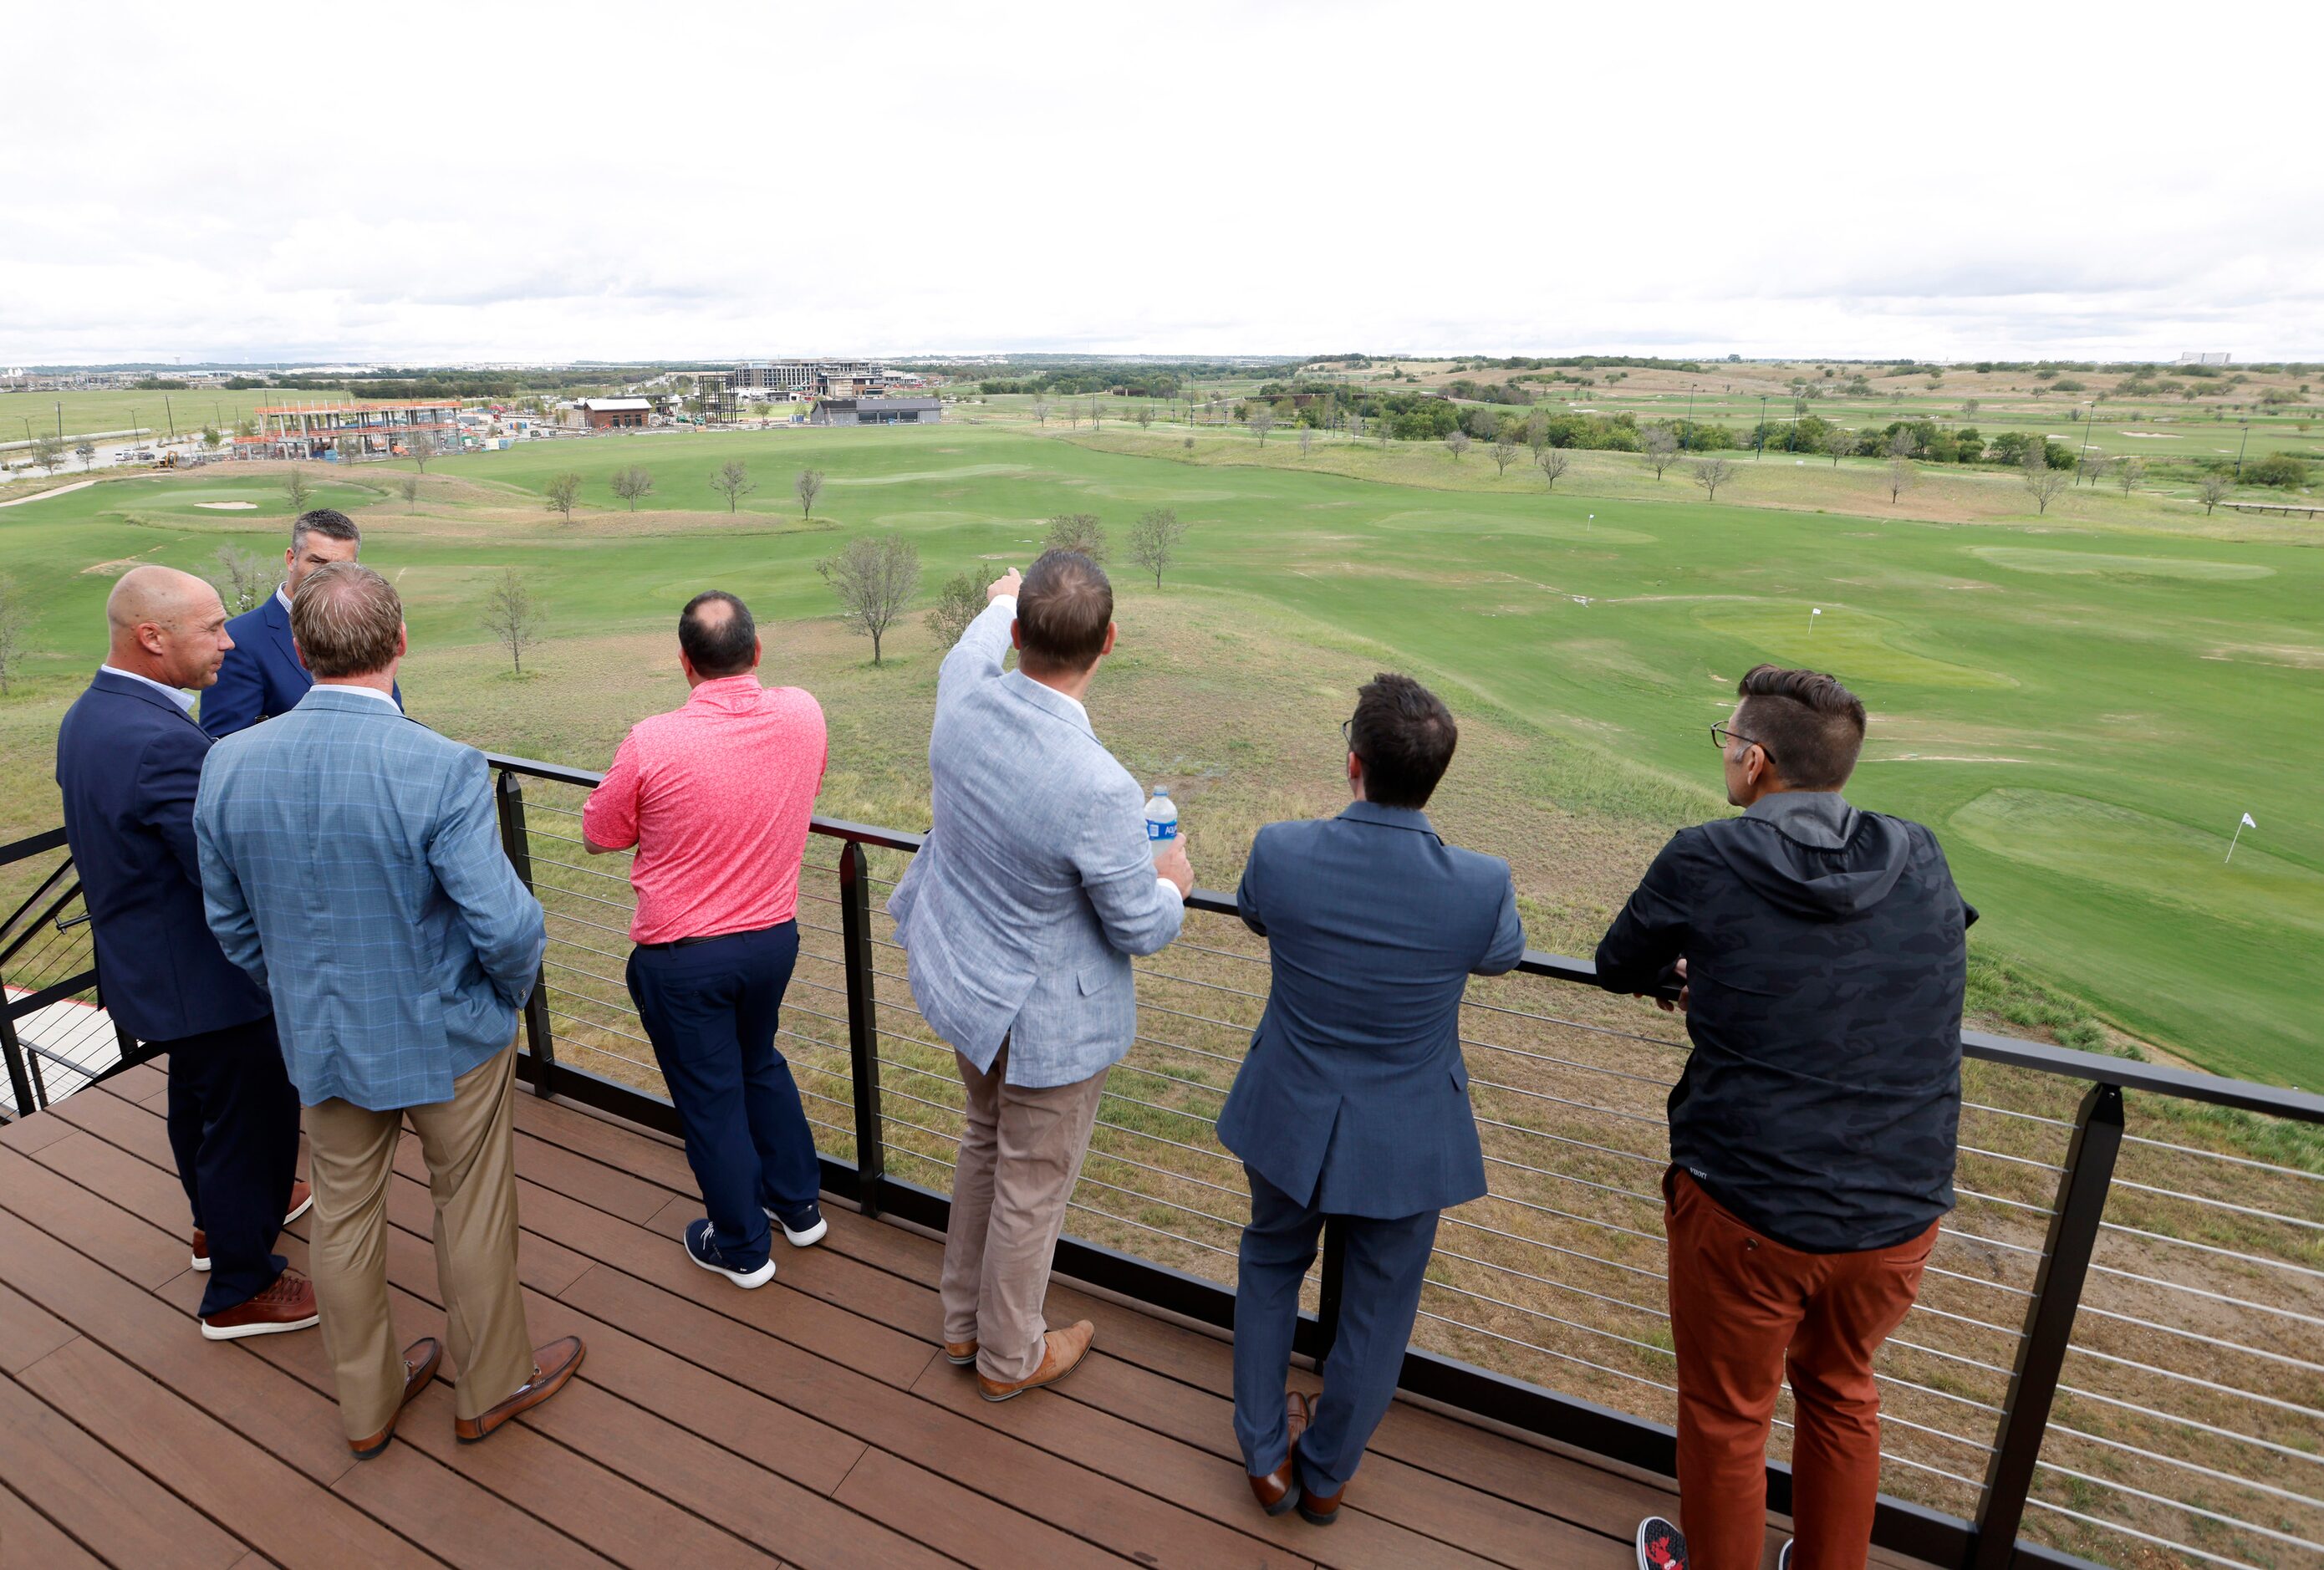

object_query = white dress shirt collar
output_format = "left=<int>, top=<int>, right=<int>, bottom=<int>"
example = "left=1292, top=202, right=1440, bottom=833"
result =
left=314, top=681, right=401, bottom=707
left=274, top=583, right=292, bottom=613
left=99, top=665, right=196, bottom=714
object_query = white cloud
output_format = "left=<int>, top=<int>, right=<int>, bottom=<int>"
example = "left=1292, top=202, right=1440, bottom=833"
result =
left=4, top=0, right=2319, bottom=364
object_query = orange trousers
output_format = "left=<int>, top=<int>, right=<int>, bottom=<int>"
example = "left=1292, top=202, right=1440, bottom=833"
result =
left=1665, top=1170, right=1934, bottom=1570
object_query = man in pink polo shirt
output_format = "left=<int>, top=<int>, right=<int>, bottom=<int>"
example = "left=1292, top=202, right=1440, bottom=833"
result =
left=582, top=590, right=829, bottom=1288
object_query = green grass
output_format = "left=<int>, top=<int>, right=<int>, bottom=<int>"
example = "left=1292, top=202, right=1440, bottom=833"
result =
left=0, top=388, right=268, bottom=449
left=2, top=423, right=2316, bottom=1086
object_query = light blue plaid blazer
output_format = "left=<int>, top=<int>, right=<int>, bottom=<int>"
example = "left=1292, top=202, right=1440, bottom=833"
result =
left=194, top=686, right=545, bottom=1111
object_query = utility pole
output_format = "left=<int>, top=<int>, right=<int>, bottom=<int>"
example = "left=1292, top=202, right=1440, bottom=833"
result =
left=1684, top=384, right=1696, bottom=450
left=1756, top=394, right=1768, bottom=460
left=55, top=402, right=64, bottom=441
left=2235, top=419, right=2251, bottom=480
left=164, top=395, right=177, bottom=442
left=2075, top=401, right=2095, bottom=484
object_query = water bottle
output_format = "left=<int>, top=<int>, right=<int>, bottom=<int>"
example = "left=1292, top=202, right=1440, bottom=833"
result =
left=1143, top=786, right=1179, bottom=844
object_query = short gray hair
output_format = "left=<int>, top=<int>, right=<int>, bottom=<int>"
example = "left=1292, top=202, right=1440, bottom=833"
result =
left=290, top=507, right=362, bottom=557
left=290, top=562, right=402, bottom=678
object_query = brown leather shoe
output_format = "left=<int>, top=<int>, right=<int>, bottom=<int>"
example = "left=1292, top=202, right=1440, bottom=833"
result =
left=191, top=1180, right=315, bottom=1272
left=1249, top=1391, right=1313, bottom=1516
left=942, top=1338, right=979, bottom=1367
left=350, top=1338, right=443, bottom=1460
left=199, top=1268, right=319, bottom=1340
left=453, top=1337, right=586, bottom=1444
left=1295, top=1437, right=1344, bottom=1527
left=976, top=1320, right=1093, bottom=1402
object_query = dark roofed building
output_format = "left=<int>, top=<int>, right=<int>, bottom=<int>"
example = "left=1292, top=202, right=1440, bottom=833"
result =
left=808, top=396, right=941, bottom=427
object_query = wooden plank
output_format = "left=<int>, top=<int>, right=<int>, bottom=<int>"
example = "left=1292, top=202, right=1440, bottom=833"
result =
left=0, top=1279, right=78, bottom=1375
left=0, top=1374, right=244, bottom=1569
left=831, top=1446, right=1135, bottom=1570
left=99, top=1060, right=168, bottom=1101
left=0, top=1144, right=192, bottom=1289
left=332, top=1438, right=620, bottom=1570
left=507, top=1128, right=677, bottom=1224
left=558, top=1264, right=1307, bottom=1570
left=0, top=1477, right=107, bottom=1567
left=16, top=1337, right=441, bottom=1568
left=0, top=1109, right=76, bottom=1155
left=513, top=1086, right=699, bottom=1195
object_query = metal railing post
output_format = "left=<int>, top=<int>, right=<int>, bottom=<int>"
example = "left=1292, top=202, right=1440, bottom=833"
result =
left=1314, top=1216, right=1349, bottom=1364
left=837, top=841, right=886, bottom=1218
left=494, top=770, right=558, bottom=1099
left=0, top=1011, right=35, bottom=1119
left=1969, top=1080, right=2124, bottom=1570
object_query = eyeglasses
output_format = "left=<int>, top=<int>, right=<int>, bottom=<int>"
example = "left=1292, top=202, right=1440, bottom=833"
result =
left=1340, top=717, right=1363, bottom=760
left=1710, top=722, right=1772, bottom=766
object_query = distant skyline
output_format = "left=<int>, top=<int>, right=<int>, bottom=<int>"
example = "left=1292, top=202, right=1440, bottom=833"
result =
left=6, top=3, right=2319, bottom=366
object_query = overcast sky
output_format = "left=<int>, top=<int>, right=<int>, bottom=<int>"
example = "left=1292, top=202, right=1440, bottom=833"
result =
left=5, top=3, right=2318, bottom=366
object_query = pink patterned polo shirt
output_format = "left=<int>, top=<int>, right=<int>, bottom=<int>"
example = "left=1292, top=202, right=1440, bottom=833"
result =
left=582, top=675, right=828, bottom=945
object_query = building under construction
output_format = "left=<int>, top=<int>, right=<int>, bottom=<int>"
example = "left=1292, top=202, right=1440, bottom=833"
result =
left=236, top=399, right=463, bottom=461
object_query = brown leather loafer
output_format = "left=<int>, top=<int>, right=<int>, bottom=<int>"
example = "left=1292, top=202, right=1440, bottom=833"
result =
left=1295, top=1437, right=1344, bottom=1527
left=453, top=1336, right=586, bottom=1444
left=1249, top=1392, right=1313, bottom=1516
left=976, top=1320, right=1093, bottom=1402
left=191, top=1180, right=315, bottom=1272
left=350, top=1337, right=443, bottom=1460
left=942, top=1338, right=979, bottom=1367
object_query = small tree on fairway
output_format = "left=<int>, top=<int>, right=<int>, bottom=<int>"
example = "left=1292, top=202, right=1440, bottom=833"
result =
left=710, top=458, right=756, bottom=513
left=284, top=467, right=313, bottom=511
left=1537, top=449, right=1570, bottom=490
left=210, top=544, right=277, bottom=614
left=1134, top=404, right=1154, bottom=431
left=1031, top=398, right=1051, bottom=426
left=1690, top=456, right=1737, bottom=501
left=2023, top=462, right=2071, bottom=515
left=1249, top=405, right=1275, bottom=446
left=925, top=563, right=1001, bottom=648
left=1642, top=426, right=1679, bottom=480
left=2198, top=472, right=2232, bottom=514
left=1297, top=426, right=1315, bottom=457
left=0, top=575, right=25, bottom=693
left=545, top=472, right=582, bottom=522
left=1491, top=437, right=1518, bottom=477
left=2113, top=456, right=2146, bottom=495
left=818, top=534, right=920, bottom=665
left=74, top=441, right=95, bottom=472
left=1526, top=410, right=1549, bottom=456
left=406, top=431, right=438, bottom=473
left=399, top=473, right=420, bottom=507
left=795, top=468, right=825, bottom=519
left=1043, top=512, right=1108, bottom=562
left=1886, top=458, right=1915, bottom=504
left=1127, top=507, right=1188, bottom=587
left=1827, top=428, right=1853, bottom=466
left=609, top=465, right=655, bottom=512
left=481, top=568, right=543, bottom=675
left=1445, top=431, right=1470, bottom=462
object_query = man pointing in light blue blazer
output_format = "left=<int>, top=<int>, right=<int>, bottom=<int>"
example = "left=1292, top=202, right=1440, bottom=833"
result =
left=1220, top=673, right=1524, bottom=1527
left=889, top=550, right=1193, bottom=1402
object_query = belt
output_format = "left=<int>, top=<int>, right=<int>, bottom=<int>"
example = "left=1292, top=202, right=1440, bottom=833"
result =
left=635, top=920, right=788, bottom=952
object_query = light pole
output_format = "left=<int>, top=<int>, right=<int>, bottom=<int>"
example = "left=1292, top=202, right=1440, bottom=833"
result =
left=1684, top=384, right=1696, bottom=451
left=2075, top=401, right=2095, bottom=484
left=2235, top=419, right=2251, bottom=480
left=1756, top=395, right=1768, bottom=460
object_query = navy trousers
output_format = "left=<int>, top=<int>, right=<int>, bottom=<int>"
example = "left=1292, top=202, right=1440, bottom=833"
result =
left=161, top=1015, right=301, bottom=1318
left=626, top=922, right=819, bottom=1269
left=1232, top=1166, right=1440, bottom=1494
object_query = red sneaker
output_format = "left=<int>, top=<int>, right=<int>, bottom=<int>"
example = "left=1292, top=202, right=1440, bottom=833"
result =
left=199, top=1268, right=319, bottom=1341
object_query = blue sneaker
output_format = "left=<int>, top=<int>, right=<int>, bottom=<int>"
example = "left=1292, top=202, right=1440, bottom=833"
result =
left=765, top=1199, right=828, bottom=1247
left=685, top=1220, right=774, bottom=1288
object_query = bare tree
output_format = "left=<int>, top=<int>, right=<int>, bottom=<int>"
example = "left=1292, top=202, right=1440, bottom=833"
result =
left=30, top=434, right=63, bottom=476
left=1043, top=512, right=1108, bottom=562
left=925, top=563, right=1001, bottom=647
left=1827, top=428, right=1854, bottom=466
left=1134, top=404, right=1154, bottom=431
left=1885, top=427, right=1915, bottom=459
left=283, top=467, right=313, bottom=511
left=1526, top=410, right=1550, bottom=456
left=399, top=473, right=421, bottom=507
left=1445, top=431, right=1470, bottom=462
left=1249, top=405, right=1276, bottom=446
left=609, top=465, right=655, bottom=512
left=1089, top=397, right=1103, bottom=431
left=2113, top=456, right=2146, bottom=496
left=480, top=568, right=544, bottom=675
left=1067, top=403, right=1083, bottom=430
left=74, top=441, right=95, bottom=472
left=545, top=472, right=582, bottom=522
left=2198, top=472, right=2233, bottom=514
left=1491, top=437, right=1518, bottom=477
left=2077, top=448, right=2109, bottom=487
left=2022, top=461, right=2072, bottom=515
left=710, top=458, right=757, bottom=513
left=210, top=545, right=278, bottom=614
left=818, top=534, right=921, bottom=665
left=1376, top=419, right=1390, bottom=448
left=1886, top=458, right=1916, bottom=505
left=1690, top=456, right=1737, bottom=501
left=1126, top=507, right=1189, bottom=587
left=406, top=430, right=438, bottom=473
left=1537, top=449, right=1571, bottom=490
left=0, top=576, right=24, bottom=692
left=795, top=468, right=825, bottom=519
left=1642, top=426, right=1679, bottom=480
left=1960, top=399, right=1980, bottom=418
left=1297, top=426, right=1316, bottom=457
left=1031, top=397, right=1051, bottom=426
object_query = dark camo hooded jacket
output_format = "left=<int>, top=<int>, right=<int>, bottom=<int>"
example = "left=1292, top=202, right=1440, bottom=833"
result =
left=1595, top=792, right=1977, bottom=1253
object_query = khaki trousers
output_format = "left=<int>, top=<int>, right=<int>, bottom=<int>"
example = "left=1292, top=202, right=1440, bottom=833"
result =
left=940, top=1041, right=1107, bottom=1384
left=303, top=1044, right=535, bottom=1443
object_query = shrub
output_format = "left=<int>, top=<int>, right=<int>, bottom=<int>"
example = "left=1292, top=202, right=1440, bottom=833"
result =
left=2244, top=453, right=2309, bottom=487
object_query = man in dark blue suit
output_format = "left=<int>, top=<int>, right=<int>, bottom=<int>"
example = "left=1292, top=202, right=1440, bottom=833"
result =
left=56, top=566, right=317, bottom=1341
left=1218, top=673, right=1524, bottom=1525
left=201, top=508, right=397, bottom=737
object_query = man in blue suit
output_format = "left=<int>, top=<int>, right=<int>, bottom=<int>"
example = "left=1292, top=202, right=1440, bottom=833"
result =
left=197, top=563, right=578, bottom=1460
left=55, top=566, right=317, bottom=1341
left=201, top=508, right=398, bottom=737
left=1218, top=672, right=1524, bottom=1525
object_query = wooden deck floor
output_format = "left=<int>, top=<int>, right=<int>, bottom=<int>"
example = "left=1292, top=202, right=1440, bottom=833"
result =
left=0, top=1058, right=1837, bottom=1569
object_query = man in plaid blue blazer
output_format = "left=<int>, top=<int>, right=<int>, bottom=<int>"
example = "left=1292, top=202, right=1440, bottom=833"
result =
left=196, top=563, right=582, bottom=1460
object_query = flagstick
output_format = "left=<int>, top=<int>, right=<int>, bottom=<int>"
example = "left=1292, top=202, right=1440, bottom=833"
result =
left=2225, top=822, right=2245, bottom=864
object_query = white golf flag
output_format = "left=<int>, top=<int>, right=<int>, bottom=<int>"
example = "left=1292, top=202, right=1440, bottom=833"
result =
left=2243, top=813, right=2258, bottom=828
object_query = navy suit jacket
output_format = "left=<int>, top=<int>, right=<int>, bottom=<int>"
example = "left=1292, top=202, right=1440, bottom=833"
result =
left=202, top=593, right=400, bottom=738
left=1216, top=802, right=1525, bottom=1218
left=54, top=670, right=273, bottom=1043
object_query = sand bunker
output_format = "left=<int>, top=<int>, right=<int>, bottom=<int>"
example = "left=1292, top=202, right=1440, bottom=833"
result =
left=195, top=500, right=258, bottom=510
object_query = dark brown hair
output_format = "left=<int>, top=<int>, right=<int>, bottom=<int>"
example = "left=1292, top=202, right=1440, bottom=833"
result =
left=680, top=590, right=757, bottom=677
left=1348, top=672, right=1459, bottom=808
left=1016, top=550, right=1113, bottom=675
left=290, top=562, right=402, bottom=678
left=1733, top=664, right=1867, bottom=788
